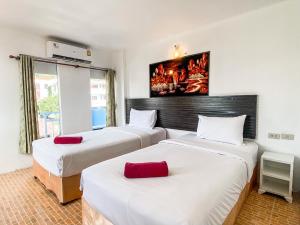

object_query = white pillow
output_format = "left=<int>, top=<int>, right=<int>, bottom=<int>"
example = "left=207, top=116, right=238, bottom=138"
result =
left=129, top=109, right=157, bottom=129
left=197, top=115, right=246, bottom=145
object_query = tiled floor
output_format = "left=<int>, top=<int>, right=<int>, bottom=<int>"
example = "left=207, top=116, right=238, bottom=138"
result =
left=236, top=188, right=300, bottom=225
left=0, top=168, right=299, bottom=225
left=0, top=168, right=81, bottom=225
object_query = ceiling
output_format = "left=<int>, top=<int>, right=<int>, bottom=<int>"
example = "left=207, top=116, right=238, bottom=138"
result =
left=0, top=0, right=284, bottom=49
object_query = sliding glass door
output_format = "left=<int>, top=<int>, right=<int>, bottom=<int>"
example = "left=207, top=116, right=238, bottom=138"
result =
left=34, top=62, right=61, bottom=138
left=90, top=69, right=106, bottom=129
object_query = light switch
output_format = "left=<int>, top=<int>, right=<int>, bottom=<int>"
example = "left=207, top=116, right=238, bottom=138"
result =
left=268, top=133, right=280, bottom=139
left=281, top=133, right=295, bottom=140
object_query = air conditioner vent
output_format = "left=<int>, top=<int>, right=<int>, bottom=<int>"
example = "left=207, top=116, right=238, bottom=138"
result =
left=52, top=54, right=92, bottom=64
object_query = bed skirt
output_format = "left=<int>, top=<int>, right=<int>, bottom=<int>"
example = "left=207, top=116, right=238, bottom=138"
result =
left=33, top=160, right=82, bottom=204
left=82, top=166, right=257, bottom=225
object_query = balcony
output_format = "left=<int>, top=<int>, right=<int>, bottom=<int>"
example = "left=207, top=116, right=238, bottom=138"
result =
left=92, top=107, right=106, bottom=129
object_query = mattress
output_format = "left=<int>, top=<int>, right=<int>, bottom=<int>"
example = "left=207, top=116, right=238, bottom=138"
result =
left=81, top=135, right=258, bottom=225
left=32, top=126, right=166, bottom=177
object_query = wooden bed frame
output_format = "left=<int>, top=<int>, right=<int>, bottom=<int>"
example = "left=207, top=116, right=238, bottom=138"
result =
left=33, top=160, right=82, bottom=204
left=82, top=166, right=257, bottom=225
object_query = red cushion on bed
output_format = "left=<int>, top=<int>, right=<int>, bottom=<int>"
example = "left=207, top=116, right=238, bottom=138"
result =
left=54, top=136, right=83, bottom=144
left=124, top=161, right=169, bottom=178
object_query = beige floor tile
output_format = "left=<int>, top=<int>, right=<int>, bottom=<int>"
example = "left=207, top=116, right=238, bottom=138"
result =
left=0, top=168, right=299, bottom=225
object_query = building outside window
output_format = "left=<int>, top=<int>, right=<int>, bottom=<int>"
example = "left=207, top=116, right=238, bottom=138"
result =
left=90, top=69, right=106, bottom=129
left=34, top=62, right=61, bottom=138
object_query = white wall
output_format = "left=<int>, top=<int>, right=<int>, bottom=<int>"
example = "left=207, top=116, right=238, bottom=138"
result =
left=0, top=27, right=117, bottom=173
left=0, top=27, right=45, bottom=173
left=125, top=0, right=300, bottom=191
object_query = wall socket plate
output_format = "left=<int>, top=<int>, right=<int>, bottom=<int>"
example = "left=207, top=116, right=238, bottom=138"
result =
left=281, top=133, right=295, bottom=140
left=268, top=133, right=281, bottom=139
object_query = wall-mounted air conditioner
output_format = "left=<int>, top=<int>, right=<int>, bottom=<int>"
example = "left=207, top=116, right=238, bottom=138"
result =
left=46, top=41, right=92, bottom=64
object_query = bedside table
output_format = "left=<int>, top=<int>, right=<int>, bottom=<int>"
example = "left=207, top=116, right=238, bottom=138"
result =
left=258, top=151, right=294, bottom=203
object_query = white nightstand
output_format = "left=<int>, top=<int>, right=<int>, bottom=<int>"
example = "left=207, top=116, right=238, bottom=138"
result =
left=258, top=151, right=294, bottom=203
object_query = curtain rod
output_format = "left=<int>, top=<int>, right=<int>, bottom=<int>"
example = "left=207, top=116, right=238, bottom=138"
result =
left=9, top=55, right=109, bottom=72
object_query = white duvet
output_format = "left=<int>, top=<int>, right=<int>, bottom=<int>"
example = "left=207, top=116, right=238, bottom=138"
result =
left=32, top=126, right=166, bottom=177
left=81, top=134, right=258, bottom=225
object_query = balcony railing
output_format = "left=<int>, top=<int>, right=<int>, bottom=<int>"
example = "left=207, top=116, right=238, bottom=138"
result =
left=38, top=108, right=106, bottom=137
left=38, top=112, right=60, bottom=138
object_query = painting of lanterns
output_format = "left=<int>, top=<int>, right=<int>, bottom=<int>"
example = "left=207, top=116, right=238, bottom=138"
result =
left=150, top=51, right=209, bottom=97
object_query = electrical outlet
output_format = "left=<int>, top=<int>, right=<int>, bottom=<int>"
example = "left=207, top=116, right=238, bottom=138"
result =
left=268, top=133, right=280, bottom=139
left=281, top=133, right=295, bottom=140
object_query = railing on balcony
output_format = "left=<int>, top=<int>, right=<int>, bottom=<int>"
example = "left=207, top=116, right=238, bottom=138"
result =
left=38, top=108, right=106, bottom=137
left=38, top=112, right=60, bottom=138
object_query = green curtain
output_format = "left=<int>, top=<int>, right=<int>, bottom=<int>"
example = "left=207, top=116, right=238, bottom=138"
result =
left=19, top=55, right=39, bottom=154
left=105, top=69, right=116, bottom=127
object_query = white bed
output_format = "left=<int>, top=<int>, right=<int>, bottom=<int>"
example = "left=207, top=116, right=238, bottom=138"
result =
left=81, top=134, right=258, bottom=225
left=33, top=126, right=166, bottom=177
left=32, top=125, right=166, bottom=203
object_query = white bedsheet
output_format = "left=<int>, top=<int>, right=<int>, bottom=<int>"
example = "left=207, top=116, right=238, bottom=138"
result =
left=165, top=134, right=258, bottom=181
left=32, top=126, right=166, bottom=177
left=81, top=136, right=258, bottom=225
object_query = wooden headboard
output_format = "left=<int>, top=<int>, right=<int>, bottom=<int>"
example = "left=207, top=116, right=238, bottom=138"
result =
left=125, top=95, right=257, bottom=139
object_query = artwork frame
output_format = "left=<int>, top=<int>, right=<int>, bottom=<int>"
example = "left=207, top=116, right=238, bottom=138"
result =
left=150, top=51, right=210, bottom=97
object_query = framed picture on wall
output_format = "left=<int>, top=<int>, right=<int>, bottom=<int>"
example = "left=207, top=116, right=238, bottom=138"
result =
left=150, top=51, right=209, bottom=97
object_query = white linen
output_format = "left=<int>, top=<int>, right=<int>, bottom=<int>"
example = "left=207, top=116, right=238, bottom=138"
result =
left=32, top=126, right=166, bottom=177
left=167, top=133, right=258, bottom=181
left=138, top=127, right=167, bottom=145
left=81, top=136, right=257, bottom=225
left=129, top=109, right=157, bottom=129
left=165, top=128, right=196, bottom=139
left=197, top=115, right=246, bottom=145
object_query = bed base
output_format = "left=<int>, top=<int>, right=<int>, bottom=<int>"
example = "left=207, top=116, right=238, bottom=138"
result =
left=82, top=166, right=257, bottom=225
left=33, top=160, right=82, bottom=204
left=223, top=164, right=257, bottom=225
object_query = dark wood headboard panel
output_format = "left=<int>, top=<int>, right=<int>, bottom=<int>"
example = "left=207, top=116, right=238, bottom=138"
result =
left=125, top=95, right=257, bottom=139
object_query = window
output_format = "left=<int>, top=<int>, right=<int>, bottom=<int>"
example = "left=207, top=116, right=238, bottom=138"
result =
left=34, top=62, right=61, bottom=138
left=90, top=69, right=106, bottom=129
